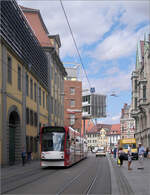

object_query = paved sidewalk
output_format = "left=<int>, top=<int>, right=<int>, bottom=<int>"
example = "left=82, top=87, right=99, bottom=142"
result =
left=110, top=155, right=150, bottom=195
left=121, top=158, right=150, bottom=195
left=1, top=160, right=40, bottom=179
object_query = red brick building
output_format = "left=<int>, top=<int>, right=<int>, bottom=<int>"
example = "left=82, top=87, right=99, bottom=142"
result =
left=64, top=80, right=82, bottom=132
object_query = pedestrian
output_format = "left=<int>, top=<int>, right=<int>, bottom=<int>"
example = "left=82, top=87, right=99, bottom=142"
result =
left=137, top=142, right=145, bottom=169
left=128, top=144, right=132, bottom=170
left=113, top=147, right=117, bottom=159
left=118, top=147, right=124, bottom=167
left=21, top=147, right=26, bottom=166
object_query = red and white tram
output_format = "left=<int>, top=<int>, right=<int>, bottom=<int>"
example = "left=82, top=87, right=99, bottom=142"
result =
left=40, top=126, right=88, bottom=167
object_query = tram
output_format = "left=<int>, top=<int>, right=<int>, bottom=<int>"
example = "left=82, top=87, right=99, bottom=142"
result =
left=40, top=126, right=88, bottom=167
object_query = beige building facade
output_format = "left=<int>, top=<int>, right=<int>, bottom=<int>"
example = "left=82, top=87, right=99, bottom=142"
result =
left=120, top=104, right=135, bottom=139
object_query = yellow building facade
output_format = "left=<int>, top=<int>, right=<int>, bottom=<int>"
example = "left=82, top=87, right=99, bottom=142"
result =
left=0, top=1, right=66, bottom=165
left=97, top=128, right=109, bottom=149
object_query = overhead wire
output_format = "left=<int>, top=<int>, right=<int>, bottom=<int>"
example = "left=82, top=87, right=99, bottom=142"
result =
left=59, top=0, right=92, bottom=89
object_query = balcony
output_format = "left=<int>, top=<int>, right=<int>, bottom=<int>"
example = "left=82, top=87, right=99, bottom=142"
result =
left=139, top=98, right=147, bottom=106
left=82, top=112, right=91, bottom=119
left=82, top=101, right=90, bottom=106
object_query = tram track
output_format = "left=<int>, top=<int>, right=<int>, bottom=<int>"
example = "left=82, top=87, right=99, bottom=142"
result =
left=85, top=160, right=101, bottom=195
left=1, top=167, right=58, bottom=194
left=2, top=154, right=111, bottom=194
left=56, top=156, right=107, bottom=195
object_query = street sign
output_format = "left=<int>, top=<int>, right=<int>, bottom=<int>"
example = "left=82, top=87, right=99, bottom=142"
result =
left=90, top=87, right=95, bottom=93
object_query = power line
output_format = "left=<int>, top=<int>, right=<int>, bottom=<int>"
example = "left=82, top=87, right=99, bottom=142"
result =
left=59, top=0, right=91, bottom=89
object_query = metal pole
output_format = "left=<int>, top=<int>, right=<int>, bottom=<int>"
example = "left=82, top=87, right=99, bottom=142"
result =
left=83, top=119, right=86, bottom=137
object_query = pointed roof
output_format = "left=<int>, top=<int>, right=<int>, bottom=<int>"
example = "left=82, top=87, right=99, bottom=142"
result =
left=135, top=43, right=140, bottom=70
left=20, top=6, right=52, bottom=47
left=140, top=41, right=144, bottom=58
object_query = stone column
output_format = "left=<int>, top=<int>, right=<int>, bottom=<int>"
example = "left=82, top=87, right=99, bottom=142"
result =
left=22, top=66, right=26, bottom=149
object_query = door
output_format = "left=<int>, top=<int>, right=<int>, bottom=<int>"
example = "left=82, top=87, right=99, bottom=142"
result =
left=9, top=126, right=15, bottom=165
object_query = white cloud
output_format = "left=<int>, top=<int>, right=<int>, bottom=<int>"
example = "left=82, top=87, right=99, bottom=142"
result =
left=112, top=114, right=121, bottom=121
left=90, top=25, right=150, bottom=61
left=104, top=66, right=120, bottom=76
left=98, top=113, right=121, bottom=124
left=89, top=69, right=131, bottom=95
left=18, top=0, right=150, bottom=59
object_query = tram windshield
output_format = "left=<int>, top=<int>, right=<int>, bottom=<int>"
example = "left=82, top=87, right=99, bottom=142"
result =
left=41, top=127, right=65, bottom=152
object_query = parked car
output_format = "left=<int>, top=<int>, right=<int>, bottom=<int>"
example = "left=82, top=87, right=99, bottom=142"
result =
left=96, top=148, right=106, bottom=157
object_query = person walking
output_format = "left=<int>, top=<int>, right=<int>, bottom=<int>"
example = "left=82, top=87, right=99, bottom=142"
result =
left=137, top=142, right=145, bottom=169
left=21, top=147, right=26, bottom=166
left=118, top=147, right=124, bottom=167
left=128, top=144, right=132, bottom=170
left=113, top=147, right=117, bottom=159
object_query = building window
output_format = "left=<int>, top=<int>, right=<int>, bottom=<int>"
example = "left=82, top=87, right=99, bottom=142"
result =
left=34, top=82, right=37, bottom=102
left=34, top=137, right=38, bottom=153
left=26, top=108, right=29, bottom=124
left=26, top=73, right=29, bottom=96
left=135, top=80, right=137, bottom=92
left=18, top=65, right=21, bottom=91
left=70, top=114, right=75, bottom=125
left=39, top=87, right=41, bottom=105
left=26, top=136, right=30, bottom=153
left=135, top=97, right=137, bottom=109
left=70, top=87, right=75, bottom=95
left=30, top=78, right=33, bottom=99
left=70, top=99, right=75, bottom=107
left=83, top=95, right=90, bottom=104
left=34, top=112, right=37, bottom=127
left=46, top=94, right=48, bottom=110
left=43, top=91, right=45, bottom=108
left=30, top=110, right=33, bottom=126
left=7, top=56, right=12, bottom=84
left=143, top=85, right=146, bottom=100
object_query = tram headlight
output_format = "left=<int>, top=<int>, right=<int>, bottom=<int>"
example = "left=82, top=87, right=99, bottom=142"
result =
left=41, top=153, right=45, bottom=159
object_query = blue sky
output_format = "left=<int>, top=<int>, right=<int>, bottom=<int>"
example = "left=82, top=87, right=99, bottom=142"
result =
left=18, top=0, right=150, bottom=124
